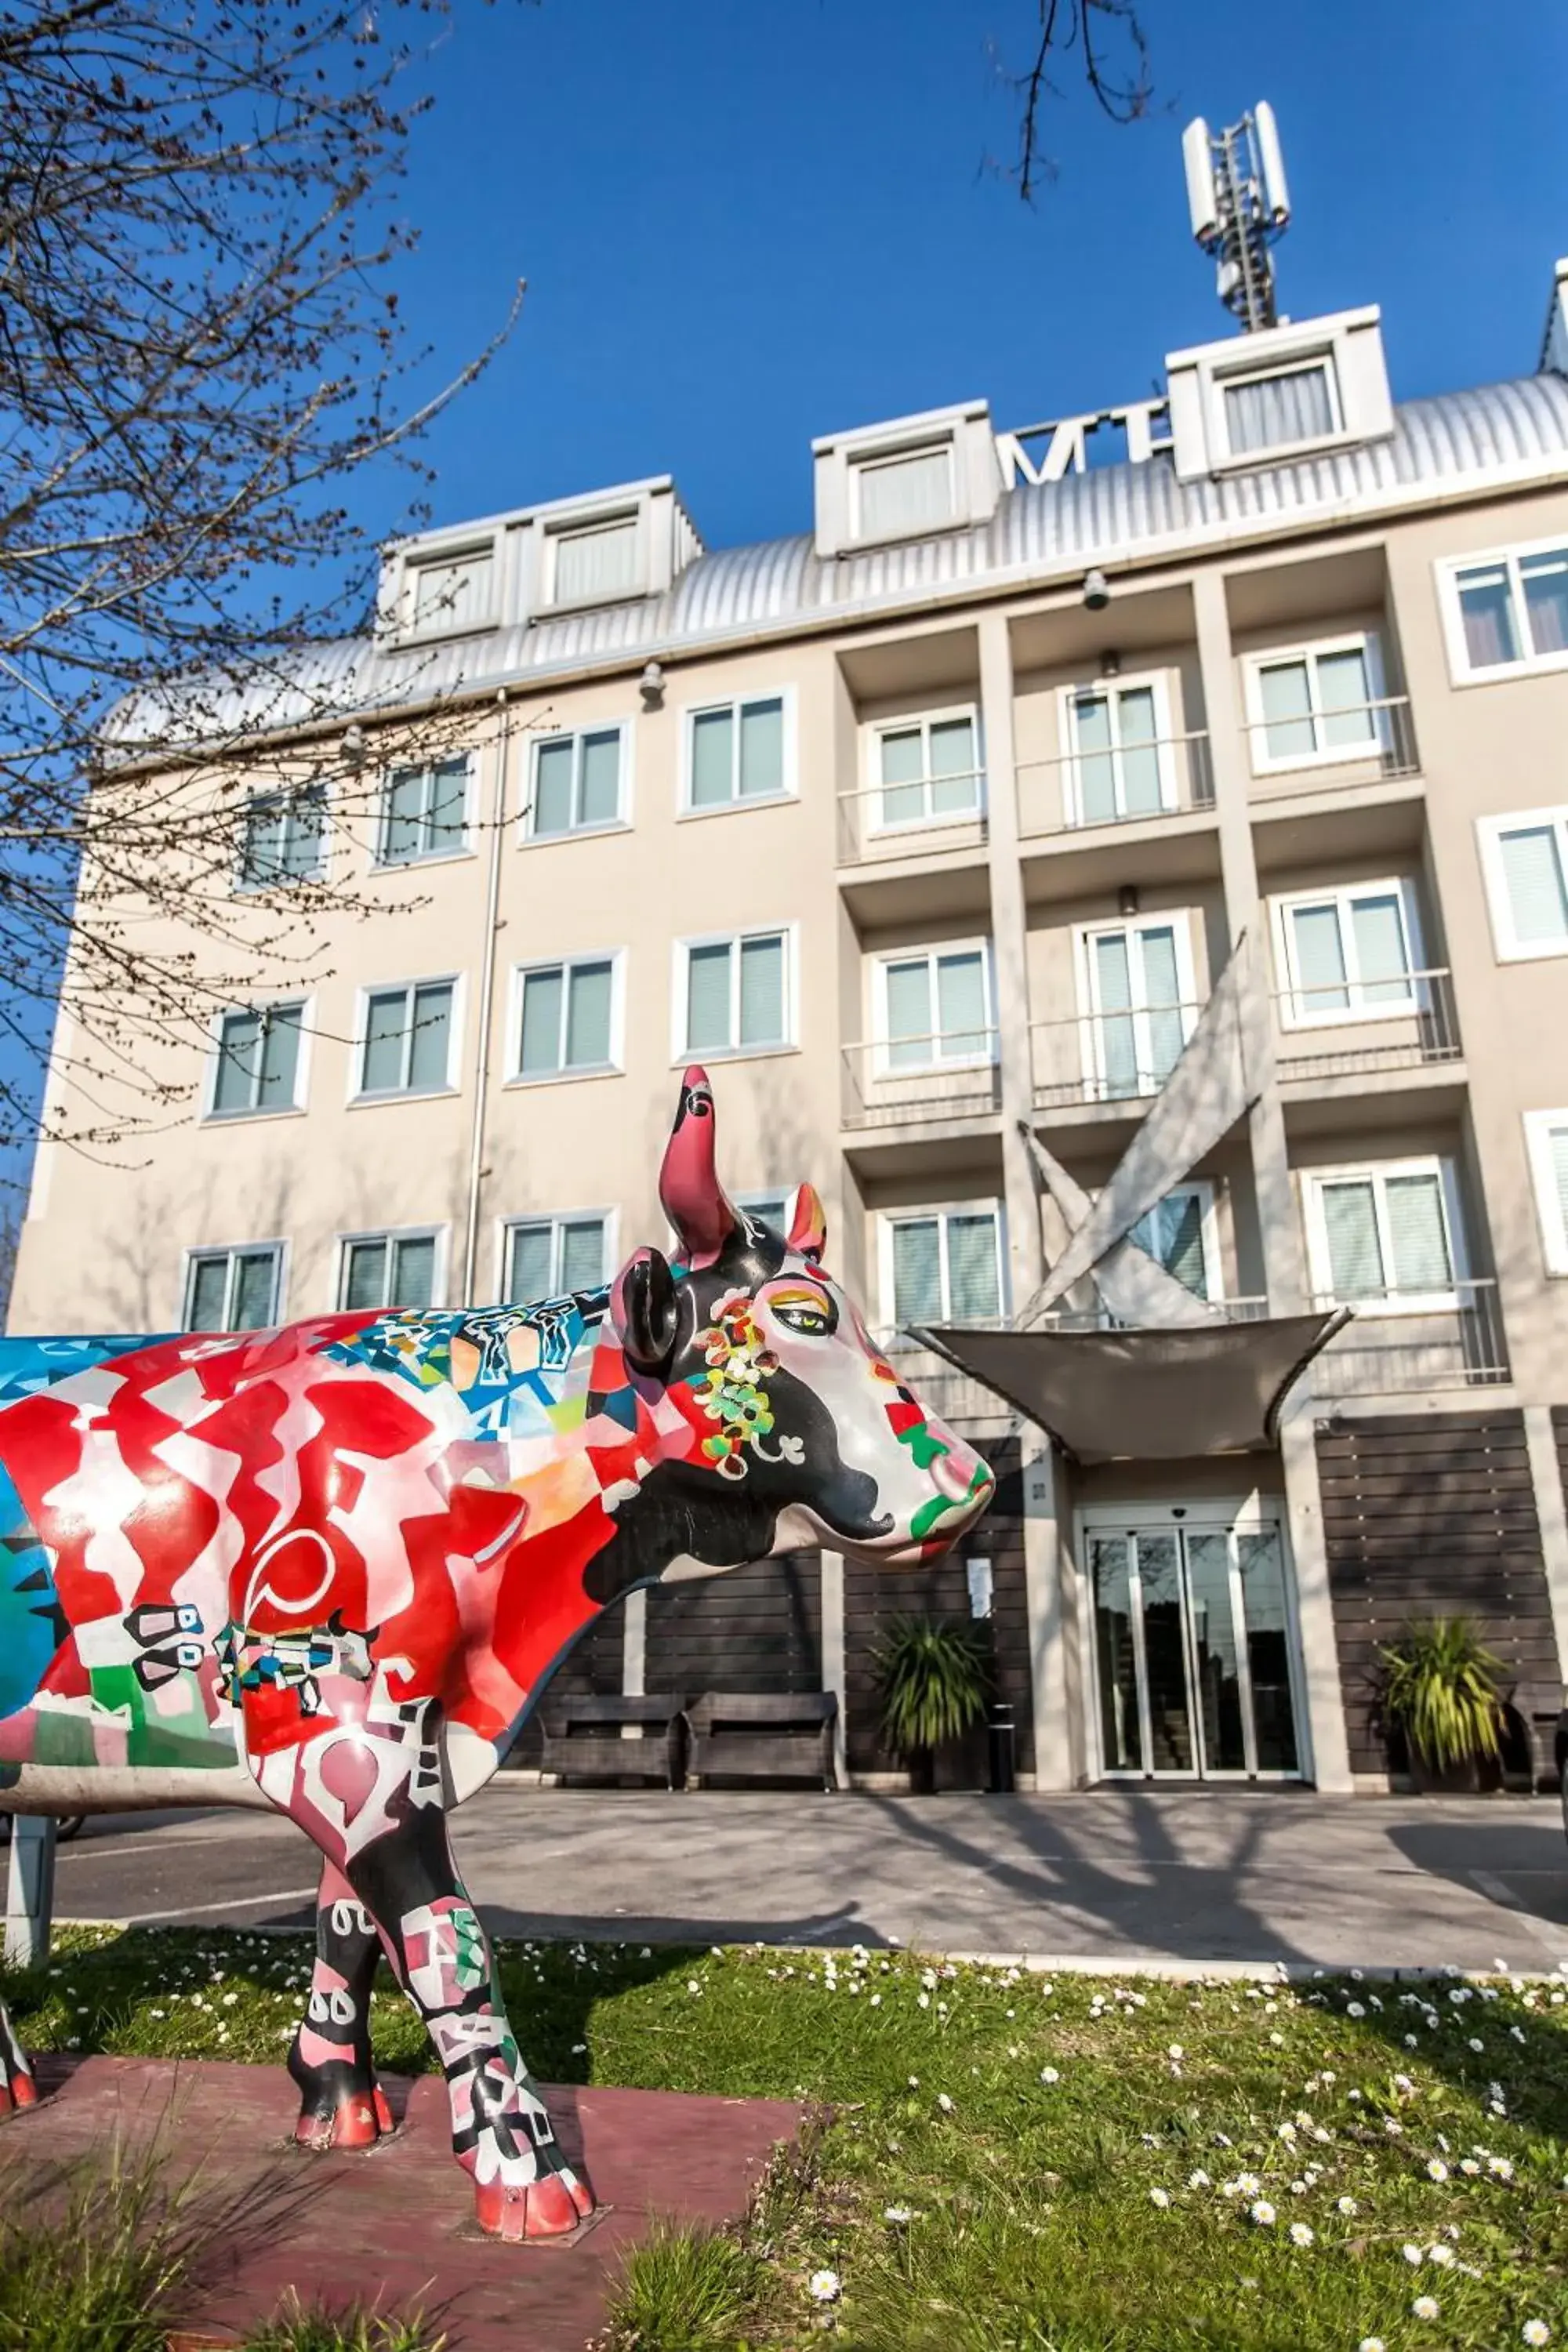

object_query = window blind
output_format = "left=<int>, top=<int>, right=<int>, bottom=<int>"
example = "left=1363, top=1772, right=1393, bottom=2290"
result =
left=946, top=1212, right=1000, bottom=1319
left=885, top=959, right=933, bottom=1069
left=532, top=740, right=575, bottom=835
left=738, top=934, right=785, bottom=1045
left=1314, top=648, right=1373, bottom=750
left=1258, top=659, right=1317, bottom=761
left=1457, top=565, right=1520, bottom=668
left=1290, top=904, right=1350, bottom=1013
left=507, top=1222, right=554, bottom=1303
left=1521, top=551, right=1568, bottom=658
left=877, top=727, right=927, bottom=827
left=1552, top=1127, right=1568, bottom=1254
left=552, top=517, right=638, bottom=604
left=1322, top=1181, right=1385, bottom=1298
left=1385, top=1172, right=1452, bottom=1294
left=520, top=967, right=564, bottom=1073
left=691, top=709, right=734, bottom=808
left=187, top=1257, right=230, bottom=1331
left=564, top=961, right=612, bottom=1067
left=935, top=952, right=987, bottom=1058
left=343, top=1240, right=389, bottom=1312
left=560, top=1218, right=607, bottom=1294
left=739, top=699, right=784, bottom=797
left=855, top=445, right=953, bottom=541
left=891, top=1218, right=942, bottom=1324
left=405, top=984, right=452, bottom=1091
left=1499, top=825, right=1568, bottom=946
left=1224, top=361, right=1336, bottom=455
left=686, top=942, right=734, bottom=1051
left=928, top=717, right=978, bottom=816
left=232, top=1250, right=278, bottom=1330
left=362, top=990, right=409, bottom=1092
left=578, top=730, right=622, bottom=826
left=390, top=1235, right=436, bottom=1308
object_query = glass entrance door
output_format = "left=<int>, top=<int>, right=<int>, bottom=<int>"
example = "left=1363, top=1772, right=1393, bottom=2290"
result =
left=1087, top=1519, right=1301, bottom=1780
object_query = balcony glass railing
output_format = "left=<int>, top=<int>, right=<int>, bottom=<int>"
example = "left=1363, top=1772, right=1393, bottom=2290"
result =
left=840, top=1030, right=1002, bottom=1131
left=1273, top=968, right=1461, bottom=1081
left=836, top=771, right=988, bottom=866
left=1029, top=1000, right=1204, bottom=1111
left=1016, top=728, right=1214, bottom=840
left=1245, top=695, right=1420, bottom=793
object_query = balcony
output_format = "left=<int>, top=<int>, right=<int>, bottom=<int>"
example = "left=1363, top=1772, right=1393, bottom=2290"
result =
left=1273, top=969, right=1461, bottom=1087
left=1245, top=695, right=1420, bottom=803
left=837, top=771, right=988, bottom=868
left=840, top=1032, right=1002, bottom=1133
left=1029, top=1001, right=1203, bottom=1116
left=1017, top=728, right=1214, bottom=843
left=1310, top=1282, right=1510, bottom=1399
left=871, top=1327, right=1018, bottom=1433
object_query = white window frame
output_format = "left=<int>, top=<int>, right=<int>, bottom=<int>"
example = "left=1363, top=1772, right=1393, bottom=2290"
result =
left=1216, top=350, right=1344, bottom=463
left=863, top=703, right=985, bottom=835
left=1476, top=805, right=1568, bottom=964
left=522, top=721, right=633, bottom=843
left=180, top=1240, right=287, bottom=1332
left=237, top=783, right=328, bottom=892
left=1057, top=671, right=1176, bottom=827
left=679, top=688, right=797, bottom=816
left=1073, top=912, right=1200, bottom=1102
left=202, top=997, right=313, bottom=1123
left=495, top=1207, right=619, bottom=1304
left=396, top=536, right=499, bottom=643
left=670, top=924, right=798, bottom=1065
left=848, top=433, right=957, bottom=547
left=374, top=754, right=474, bottom=869
left=334, top=1225, right=448, bottom=1314
left=506, top=949, right=626, bottom=1086
left=1524, top=1109, right=1568, bottom=1277
left=1301, top=1156, right=1467, bottom=1316
left=350, top=974, right=464, bottom=1104
left=1269, top=879, right=1424, bottom=1030
left=1437, top=531, right=1568, bottom=687
left=872, top=938, right=996, bottom=1078
left=541, top=507, right=644, bottom=612
left=1126, top=1178, right=1225, bottom=1305
left=1242, top=633, right=1387, bottom=776
left=877, top=1199, right=1009, bottom=1328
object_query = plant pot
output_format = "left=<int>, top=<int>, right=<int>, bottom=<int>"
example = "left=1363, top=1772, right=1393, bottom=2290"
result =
left=1408, top=1750, right=1482, bottom=1795
left=906, top=1748, right=936, bottom=1796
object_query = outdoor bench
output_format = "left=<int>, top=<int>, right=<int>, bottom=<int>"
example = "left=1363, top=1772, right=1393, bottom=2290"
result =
left=1502, top=1680, right=1566, bottom=1795
left=537, top=1694, right=684, bottom=1788
left=681, top=1691, right=839, bottom=1791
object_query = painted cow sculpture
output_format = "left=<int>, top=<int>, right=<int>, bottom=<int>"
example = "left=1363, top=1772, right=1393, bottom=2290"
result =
left=0, top=1069, right=993, bottom=2238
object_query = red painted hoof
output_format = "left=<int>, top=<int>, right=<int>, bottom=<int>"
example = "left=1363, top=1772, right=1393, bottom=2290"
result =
left=473, top=2169, right=593, bottom=2241
left=0, top=2075, right=36, bottom=2119
left=295, top=2094, right=381, bottom=2151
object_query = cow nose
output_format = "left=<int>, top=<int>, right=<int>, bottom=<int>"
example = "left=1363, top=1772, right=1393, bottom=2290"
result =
left=932, top=1430, right=990, bottom=1507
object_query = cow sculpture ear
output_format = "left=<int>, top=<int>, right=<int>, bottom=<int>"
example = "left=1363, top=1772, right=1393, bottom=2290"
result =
left=659, top=1065, right=741, bottom=1269
left=786, top=1181, right=828, bottom=1262
left=617, top=1248, right=681, bottom=1378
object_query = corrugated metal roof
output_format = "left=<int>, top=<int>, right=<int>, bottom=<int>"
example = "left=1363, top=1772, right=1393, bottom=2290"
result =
left=114, top=373, right=1568, bottom=750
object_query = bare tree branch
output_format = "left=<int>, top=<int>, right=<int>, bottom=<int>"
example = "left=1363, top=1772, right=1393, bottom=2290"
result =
left=994, top=0, right=1156, bottom=202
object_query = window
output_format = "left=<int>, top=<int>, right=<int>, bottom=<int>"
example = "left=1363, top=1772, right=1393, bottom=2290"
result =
left=1272, top=882, right=1418, bottom=1026
left=209, top=1003, right=305, bottom=1118
left=514, top=956, right=618, bottom=1079
left=1127, top=1185, right=1218, bottom=1300
left=183, top=1244, right=282, bottom=1332
left=1062, top=680, right=1171, bottom=825
left=851, top=441, right=953, bottom=542
left=1077, top=916, right=1196, bottom=1100
left=528, top=727, right=626, bottom=838
left=1478, top=808, right=1568, bottom=961
left=405, top=546, right=493, bottom=637
left=1222, top=356, right=1341, bottom=457
left=1524, top=1110, right=1568, bottom=1276
left=547, top=514, right=640, bottom=607
left=685, top=695, right=788, bottom=810
left=884, top=1206, right=1004, bottom=1327
left=877, top=946, right=992, bottom=1073
left=1303, top=1160, right=1461, bottom=1311
left=1443, top=539, right=1568, bottom=679
left=736, top=1191, right=790, bottom=1236
left=377, top=758, right=469, bottom=866
left=677, top=930, right=790, bottom=1058
left=358, top=981, right=456, bottom=1098
left=338, top=1230, right=441, bottom=1313
left=239, top=786, right=325, bottom=888
left=870, top=709, right=981, bottom=830
left=1245, top=638, right=1381, bottom=770
left=503, top=1212, right=610, bottom=1301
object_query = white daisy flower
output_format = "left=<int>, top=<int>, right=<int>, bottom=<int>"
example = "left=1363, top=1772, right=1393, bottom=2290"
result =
left=1403, top=2244, right=1425, bottom=2267
left=1149, top=2187, right=1171, bottom=2208
left=1249, top=2199, right=1276, bottom=2226
left=1489, top=2156, right=1515, bottom=2180
left=1427, top=2158, right=1449, bottom=2180
left=1338, top=2195, right=1359, bottom=2216
left=1428, top=2245, right=1455, bottom=2267
left=1413, top=2296, right=1439, bottom=2321
left=808, top=2270, right=840, bottom=2303
left=883, top=2206, right=912, bottom=2225
left=1188, top=2169, right=1210, bottom=2189
left=1523, top=2324, right=1551, bottom=2347
left=1359, top=2339, right=1386, bottom=2352
left=1040, top=2067, right=1059, bottom=2084
left=1289, top=2222, right=1313, bottom=2246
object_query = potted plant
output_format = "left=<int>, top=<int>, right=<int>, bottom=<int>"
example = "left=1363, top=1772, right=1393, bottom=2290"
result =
left=872, top=1613, right=989, bottom=1795
left=1379, top=1617, right=1504, bottom=1793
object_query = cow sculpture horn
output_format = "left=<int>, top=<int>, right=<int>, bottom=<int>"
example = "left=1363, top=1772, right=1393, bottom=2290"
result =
left=786, top=1181, right=828, bottom=1261
left=659, top=1066, right=740, bottom=1268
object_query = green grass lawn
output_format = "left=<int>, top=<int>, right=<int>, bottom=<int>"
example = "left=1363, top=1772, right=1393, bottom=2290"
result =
left=5, top=1926, right=1568, bottom=2350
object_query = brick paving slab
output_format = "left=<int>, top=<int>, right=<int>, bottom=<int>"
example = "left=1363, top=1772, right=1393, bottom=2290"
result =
left=7, top=2056, right=803, bottom=2351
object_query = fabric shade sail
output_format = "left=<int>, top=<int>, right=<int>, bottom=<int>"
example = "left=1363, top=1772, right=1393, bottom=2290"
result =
left=912, top=1312, right=1351, bottom=1465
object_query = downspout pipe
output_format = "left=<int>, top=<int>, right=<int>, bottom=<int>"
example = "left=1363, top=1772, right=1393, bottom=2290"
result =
left=462, top=688, right=511, bottom=1304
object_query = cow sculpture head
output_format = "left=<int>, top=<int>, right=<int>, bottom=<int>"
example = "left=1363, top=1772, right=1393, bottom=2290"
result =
left=594, top=1069, right=995, bottom=1595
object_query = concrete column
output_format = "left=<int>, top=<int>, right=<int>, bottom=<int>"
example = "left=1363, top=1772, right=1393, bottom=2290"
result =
left=977, top=609, right=1045, bottom=1310
left=1022, top=1445, right=1080, bottom=1788
left=621, top=1587, right=647, bottom=1696
left=5, top=1817, right=56, bottom=1969
left=1523, top=1406, right=1568, bottom=1673
left=819, top=1550, right=848, bottom=1788
left=1277, top=1403, right=1354, bottom=1791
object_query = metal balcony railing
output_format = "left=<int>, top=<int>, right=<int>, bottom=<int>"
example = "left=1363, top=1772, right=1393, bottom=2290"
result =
left=1310, top=1280, right=1509, bottom=1397
left=1021, top=1294, right=1270, bottom=1333
left=836, top=770, right=989, bottom=866
left=840, top=1030, right=1003, bottom=1132
left=870, top=1326, right=1019, bottom=1431
left=1245, top=695, right=1420, bottom=795
left=1029, top=1000, right=1204, bottom=1112
left=1016, top=728, right=1214, bottom=840
left=1273, top=968, right=1461, bottom=1083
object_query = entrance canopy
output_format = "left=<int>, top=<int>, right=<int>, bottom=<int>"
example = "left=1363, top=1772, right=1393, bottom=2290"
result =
left=913, top=1313, right=1349, bottom=1464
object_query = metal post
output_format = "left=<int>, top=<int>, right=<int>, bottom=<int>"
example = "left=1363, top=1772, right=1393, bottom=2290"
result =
left=5, top=1817, right=56, bottom=1969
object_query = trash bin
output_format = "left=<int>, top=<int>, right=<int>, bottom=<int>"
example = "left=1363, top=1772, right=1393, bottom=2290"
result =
left=987, top=1700, right=1016, bottom=1795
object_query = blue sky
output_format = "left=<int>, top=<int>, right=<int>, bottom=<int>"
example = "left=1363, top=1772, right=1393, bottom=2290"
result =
left=9, top=0, right=1565, bottom=1209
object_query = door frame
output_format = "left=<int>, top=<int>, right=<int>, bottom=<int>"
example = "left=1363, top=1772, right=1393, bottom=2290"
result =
left=1076, top=1496, right=1308, bottom=1785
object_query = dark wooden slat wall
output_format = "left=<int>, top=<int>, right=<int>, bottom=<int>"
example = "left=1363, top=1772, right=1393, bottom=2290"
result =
left=644, top=1553, right=823, bottom=1700
left=843, top=1438, right=1035, bottom=1778
left=506, top=1606, right=626, bottom=1768
left=1318, top=1410, right=1561, bottom=1776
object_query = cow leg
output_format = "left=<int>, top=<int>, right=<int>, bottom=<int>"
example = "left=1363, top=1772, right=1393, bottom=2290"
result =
left=289, top=1859, right=394, bottom=2151
left=344, top=1804, right=593, bottom=2242
left=0, top=2000, right=37, bottom=2116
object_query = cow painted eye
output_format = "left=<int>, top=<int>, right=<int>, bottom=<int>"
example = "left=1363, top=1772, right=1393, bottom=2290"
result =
left=768, top=1287, right=837, bottom=1338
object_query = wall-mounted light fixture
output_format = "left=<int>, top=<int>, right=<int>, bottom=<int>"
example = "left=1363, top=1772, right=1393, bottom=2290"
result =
left=340, top=722, right=365, bottom=768
left=1118, top=883, right=1141, bottom=917
left=1082, top=568, right=1111, bottom=612
left=1099, top=650, right=1122, bottom=678
left=639, top=660, right=666, bottom=710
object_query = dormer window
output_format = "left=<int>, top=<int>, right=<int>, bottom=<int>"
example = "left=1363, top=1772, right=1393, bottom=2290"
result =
left=546, top=511, right=641, bottom=609
left=851, top=440, right=955, bottom=543
left=1222, top=354, right=1341, bottom=458
left=403, top=544, right=494, bottom=638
